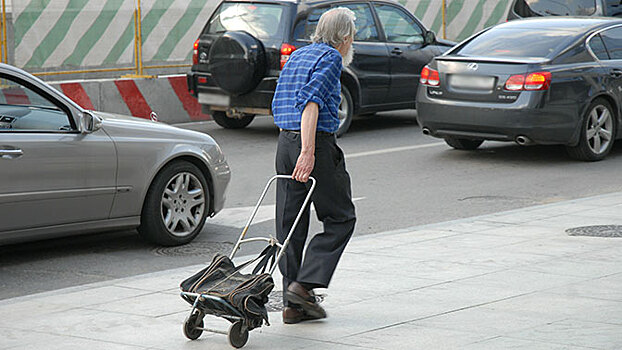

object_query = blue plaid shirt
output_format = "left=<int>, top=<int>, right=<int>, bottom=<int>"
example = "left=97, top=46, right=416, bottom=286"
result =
left=272, top=43, right=342, bottom=133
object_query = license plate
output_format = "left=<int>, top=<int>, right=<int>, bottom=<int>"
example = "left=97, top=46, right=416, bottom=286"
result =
left=450, top=75, right=495, bottom=91
left=198, top=93, right=230, bottom=106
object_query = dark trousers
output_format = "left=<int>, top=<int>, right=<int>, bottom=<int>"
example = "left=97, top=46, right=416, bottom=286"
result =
left=275, top=131, right=356, bottom=306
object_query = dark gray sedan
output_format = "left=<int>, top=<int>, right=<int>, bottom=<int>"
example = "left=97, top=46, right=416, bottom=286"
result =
left=416, top=17, right=622, bottom=161
left=0, top=64, right=230, bottom=245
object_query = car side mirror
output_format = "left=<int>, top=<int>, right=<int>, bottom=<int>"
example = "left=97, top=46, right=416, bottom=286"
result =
left=81, top=111, right=101, bottom=134
left=425, top=31, right=436, bottom=45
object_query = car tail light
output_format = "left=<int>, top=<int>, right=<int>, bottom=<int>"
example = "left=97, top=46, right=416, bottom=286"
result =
left=192, top=38, right=199, bottom=65
left=198, top=76, right=207, bottom=84
left=420, top=66, right=430, bottom=84
left=505, top=72, right=551, bottom=91
left=428, top=69, right=440, bottom=86
left=420, top=66, right=440, bottom=87
left=504, top=74, right=525, bottom=91
left=524, top=72, right=552, bottom=90
left=280, top=43, right=296, bottom=70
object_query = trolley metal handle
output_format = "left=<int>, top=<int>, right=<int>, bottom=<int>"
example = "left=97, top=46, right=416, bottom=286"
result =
left=229, top=175, right=316, bottom=275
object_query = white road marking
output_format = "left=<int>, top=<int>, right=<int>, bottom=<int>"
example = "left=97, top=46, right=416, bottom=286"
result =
left=345, top=142, right=445, bottom=159
left=209, top=197, right=366, bottom=228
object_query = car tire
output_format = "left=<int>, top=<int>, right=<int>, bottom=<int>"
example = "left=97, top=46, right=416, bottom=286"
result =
left=337, top=85, right=354, bottom=137
left=444, top=137, right=483, bottom=150
left=212, top=111, right=255, bottom=129
left=138, top=161, right=210, bottom=246
left=566, top=98, right=616, bottom=161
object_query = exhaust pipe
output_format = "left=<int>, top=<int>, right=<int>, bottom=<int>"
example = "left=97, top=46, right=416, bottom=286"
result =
left=515, top=135, right=532, bottom=146
left=422, top=127, right=431, bottom=135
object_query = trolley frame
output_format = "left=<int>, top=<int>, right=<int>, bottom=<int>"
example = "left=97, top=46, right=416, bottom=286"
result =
left=180, top=175, right=316, bottom=348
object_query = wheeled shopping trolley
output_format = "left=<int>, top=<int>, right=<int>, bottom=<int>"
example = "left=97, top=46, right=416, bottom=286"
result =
left=180, top=175, right=316, bottom=348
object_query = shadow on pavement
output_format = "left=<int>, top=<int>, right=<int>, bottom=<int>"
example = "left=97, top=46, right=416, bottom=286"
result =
left=432, top=140, right=622, bottom=165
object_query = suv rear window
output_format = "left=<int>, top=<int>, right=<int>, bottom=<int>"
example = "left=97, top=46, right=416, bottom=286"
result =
left=514, top=0, right=597, bottom=16
left=454, top=28, right=578, bottom=59
left=206, top=2, right=285, bottom=39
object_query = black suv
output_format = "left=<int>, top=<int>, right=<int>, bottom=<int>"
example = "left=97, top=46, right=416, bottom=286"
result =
left=508, top=0, right=622, bottom=19
left=187, top=0, right=453, bottom=136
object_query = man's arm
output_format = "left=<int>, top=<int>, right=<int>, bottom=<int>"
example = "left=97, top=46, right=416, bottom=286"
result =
left=292, top=102, right=318, bottom=183
left=291, top=51, right=342, bottom=183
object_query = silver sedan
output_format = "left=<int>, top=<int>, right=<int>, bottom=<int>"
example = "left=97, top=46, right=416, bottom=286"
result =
left=0, top=64, right=230, bottom=246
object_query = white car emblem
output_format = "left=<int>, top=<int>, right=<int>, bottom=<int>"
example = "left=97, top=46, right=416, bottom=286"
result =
left=150, top=111, right=158, bottom=122
left=467, top=63, right=479, bottom=71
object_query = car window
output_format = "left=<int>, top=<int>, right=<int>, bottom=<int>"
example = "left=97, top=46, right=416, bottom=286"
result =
left=340, top=3, right=380, bottom=41
left=206, top=2, right=285, bottom=39
left=0, top=77, right=72, bottom=132
left=373, top=3, right=423, bottom=44
left=605, top=0, right=622, bottom=16
left=600, top=27, right=622, bottom=60
left=293, top=18, right=306, bottom=41
left=600, top=26, right=622, bottom=59
left=300, top=6, right=331, bottom=40
left=589, top=34, right=610, bottom=60
left=514, top=0, right=597, bottom=16
left=296, top=4, right=380, bottom=42
left=454, top=28, right=578, bottom=59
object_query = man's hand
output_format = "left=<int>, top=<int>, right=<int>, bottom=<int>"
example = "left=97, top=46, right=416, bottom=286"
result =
left=292, top=150, right=315, bottom=183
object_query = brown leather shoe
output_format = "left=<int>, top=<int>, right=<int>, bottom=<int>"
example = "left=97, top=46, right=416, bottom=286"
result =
left=282, top=307, right=324, bottom=324
left=285, top=282, right=327, bottom=320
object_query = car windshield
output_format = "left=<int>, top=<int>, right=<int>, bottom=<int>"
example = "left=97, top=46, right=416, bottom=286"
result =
left=453, top=28, right=578, bottom=59
left=518, top=0, right=597, bottom=16
left=206, top=2, right=285, bottom=39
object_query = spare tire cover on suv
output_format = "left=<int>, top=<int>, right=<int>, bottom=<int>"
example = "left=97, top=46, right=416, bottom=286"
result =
left=208, top=31, right=267, bottom=96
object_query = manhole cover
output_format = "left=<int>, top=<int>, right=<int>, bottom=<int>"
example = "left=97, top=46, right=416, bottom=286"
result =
left=266, top=290, right=283, bottom=312
left=152, top=241, right=232, bottom=256
left=566, top=225, right=622, bottom=238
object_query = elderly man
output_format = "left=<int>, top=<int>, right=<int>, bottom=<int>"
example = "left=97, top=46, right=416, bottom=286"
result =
left=271, top=8, right=357, bottom=324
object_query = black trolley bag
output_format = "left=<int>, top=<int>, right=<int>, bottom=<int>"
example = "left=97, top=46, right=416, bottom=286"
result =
left=180, top=175, right=316, bottom=348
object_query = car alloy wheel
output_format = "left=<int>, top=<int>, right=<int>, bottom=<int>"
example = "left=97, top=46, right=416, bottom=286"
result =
left=567, top=98, right=616, bottom=161
left=139, top=161, right=210, bottom=246
left=161, top=172, right=206, bottom=237
left=337, top=86, right=354, bottom=137
left=338, top=91, right=349, bottom=128
left=585, top=104, right=613, bottom=156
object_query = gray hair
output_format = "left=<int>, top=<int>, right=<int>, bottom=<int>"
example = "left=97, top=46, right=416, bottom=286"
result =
left=311, top=7, right=356, bottom=47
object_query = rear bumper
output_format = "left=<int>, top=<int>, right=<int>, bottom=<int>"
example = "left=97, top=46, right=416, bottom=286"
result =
left=415, top=87, right=581, bottom=145
left=187, top=72, right=276, bottom=114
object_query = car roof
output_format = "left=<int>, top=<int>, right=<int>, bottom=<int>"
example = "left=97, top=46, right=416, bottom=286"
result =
left=497, top=17, right=622, bottom=33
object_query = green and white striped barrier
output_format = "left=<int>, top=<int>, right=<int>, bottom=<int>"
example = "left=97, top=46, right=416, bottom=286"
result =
left=7, top=0, right=513, bottom=73
left=11, top=0, right=219, bottom=70
left=402, top=0, right=513, bottom=42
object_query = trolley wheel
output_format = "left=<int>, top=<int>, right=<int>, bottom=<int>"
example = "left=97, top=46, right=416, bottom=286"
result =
left=228, top=321, right=249, bottom=348
left=183, top=312, right=204, bottom=340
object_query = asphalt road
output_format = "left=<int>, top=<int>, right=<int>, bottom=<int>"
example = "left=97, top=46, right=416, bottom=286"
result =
left=2, top=111, right=622, bottom=300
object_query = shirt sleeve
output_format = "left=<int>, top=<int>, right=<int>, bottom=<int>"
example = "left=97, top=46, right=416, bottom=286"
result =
left=294, top=51, right=342, bottom=112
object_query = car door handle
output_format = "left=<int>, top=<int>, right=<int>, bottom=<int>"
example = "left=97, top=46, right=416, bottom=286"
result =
left=391, top=48, right=403, bottom=55
left=610, top=69, right=622, bottom=78
left=0, top=148, right=23, bottom=159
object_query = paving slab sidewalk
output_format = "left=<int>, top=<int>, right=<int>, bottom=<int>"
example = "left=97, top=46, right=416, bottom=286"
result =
left=1, top=192, right=622, bottom=350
